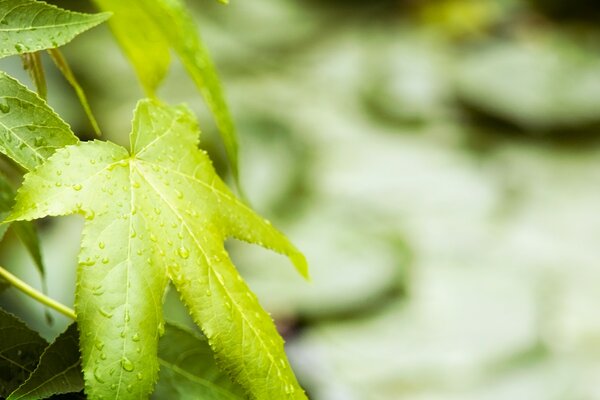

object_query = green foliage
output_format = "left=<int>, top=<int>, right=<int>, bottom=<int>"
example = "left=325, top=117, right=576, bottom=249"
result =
left=154, top=323, right=245, bottom=399
left=7, top=99, right=307, bottom=399
left=0, top=0, right=109, bottom=58
left=0, top=72, right=78, bottom=171
left=7, top=324, right=83, bottom=400
left=0, top=0, right=308, bottom=398
left=0, top=308, right=47, bottom=396
left=93, top=0, right=242, bottom=188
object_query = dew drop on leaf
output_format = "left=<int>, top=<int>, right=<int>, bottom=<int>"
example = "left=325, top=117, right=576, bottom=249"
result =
left=0, top=100, right=10, bottom=113
left=121, top=357, right=134, bottom=372
left=136, top=373, right=143, bottom=381
left=72, top=183, right=82, bottom=191
left=101, top=257, right=109, bottom=264
left=177, top=246, right=190, bottom=259
left=132, top=333, right=140, bottom=342
left=98, top=241, right=105, bottom=249
left=93, top=367, right=105, bottom=383
left=99, top=308, right=113, bottom=318
left=95, top=340, right=104, bottom=350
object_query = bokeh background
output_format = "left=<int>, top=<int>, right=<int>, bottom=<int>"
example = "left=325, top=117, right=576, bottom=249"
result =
left=4, top=0, right=600, bottom=398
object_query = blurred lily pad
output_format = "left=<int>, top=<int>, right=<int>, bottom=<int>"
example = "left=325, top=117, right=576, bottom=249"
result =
left=456, top=37, right=600, bottom=133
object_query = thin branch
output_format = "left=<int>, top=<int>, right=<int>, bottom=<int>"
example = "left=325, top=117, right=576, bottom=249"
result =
left=0, top=265, right=76, bottom=320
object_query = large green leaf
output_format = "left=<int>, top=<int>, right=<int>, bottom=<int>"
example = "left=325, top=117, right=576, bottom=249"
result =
left=0, top=0, right=110, bottom=58
left=154, top=323, right=245, bottom=399
left=0, top=308, right=48, bottom=397
left=7, top=324, right=83, bottom=400
left=92, top=0, right=241, bottom=188
left=8, top=99, right=308, bottom=399
left=0, top=72, right=78, bottom=171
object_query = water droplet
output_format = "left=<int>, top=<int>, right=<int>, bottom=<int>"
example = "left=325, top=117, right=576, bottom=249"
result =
left=98, top=241, right=105, bottom=249
left=121, top=357, right=134, bottom=372
left=94, top=340, right=104, bottom=350
left=177, top=247, right=189, bottom=259
left=158, top=322, right=165, bottom=336
left=132, top=181, right=140, bottom=189
left=205, top=289, right=212, bottom=297
left=136, top=372, right=143, bottom=380
left=94, top=367, right=105, bottom=383
left=54, top=182, right=62, bottom=187
left=132, top=333, right=140, bottom=342
left=285, top=383, right=295, bottom=394
left=175, top=189, right=183, bottom=199
left=14, top=43, right=24, bottom=52
left=149, top=233, right=157, bottom=242
left=81, top=258, right=95, bottom=267
left=101, top=257, right=109, bottom=264
left=99, top=308, right=113, bottom=318
left=125, top=310, right=130, bottom=322
left=100, top=352, right=107, bottom=360
left=153, top=207, right=161, bottom=215
left=120, top=330, right=126, bottom=338
left=130, top=229, right=137, bottom=238
left=110, top=384, right=117, bottom=390
left=34, top=136, right=46, bottom=146
left=85, top=210, right=95, bottom=220
left=126, top=384, right=133, bottom=393
left=72, top=184, right=82, bottom=191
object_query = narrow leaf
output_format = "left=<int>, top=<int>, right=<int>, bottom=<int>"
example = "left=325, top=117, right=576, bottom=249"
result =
left=7, top=324, right=83, bottom=400
left=0, top=307, right=48, bottom=397
left=0, top=171, right=46, bottom=289
left=9, top=99, right=308, bottom=399
left=0, top=170, right=15, bottom=239
left=91, top=0, right=170, bottom=93
left=144, top=0, right=241, bottom=188
left=0, top=0, right=110, bottom=58
left=48, top=49, right=102, bottom=137
left=154, top=323, right=245, bottom=400
left=0, top=71, right=78, bottom=171
left=20, top=52, right=46, bottom=100
left=92, top=0, right=241, bottom=189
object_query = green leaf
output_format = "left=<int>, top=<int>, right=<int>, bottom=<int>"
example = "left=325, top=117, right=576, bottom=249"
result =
left=0, top=172, right=45, bottom=285
left=0, top=171, right=16, bottom=239
left=92, top=0, right=241, bottom=189
left=7, top=324, right=83, bottom=400
left=8, top=99, right=308, bottom=399
left=48, top=49, right=102, bottom=137
left=20, top=52, right=46, bottom=100
left=0, top=0, right=110, bottom=58
left=154, top=323, right=245, bottom=400
left=0, top=307, right=48, bottom=397
left=0, top=71, right=78, bottom=171
left=91, top=0, right=170, bottom=94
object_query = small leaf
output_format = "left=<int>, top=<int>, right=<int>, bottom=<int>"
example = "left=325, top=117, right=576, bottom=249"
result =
left=0, top=307, right=48, bottom=397
left=48, top=49, right=102, bottom=137
left=92, top=0, right=242, bottom=190
left=0, top=0, right=110, bottom=58
left=7, top=324, right=83, bottom=400
left=9, top=99, right=308, bottom=399
left=0, top=171, right=16, bottom=239
left=0, top=172, right=46, bottom=288
left=91, top=0, right=170, bottom=93
left=154, top=323, right=245, bottom=400
left=20, top=52, right=46, bottom=100
left=0, top=71, right=78, bottom=171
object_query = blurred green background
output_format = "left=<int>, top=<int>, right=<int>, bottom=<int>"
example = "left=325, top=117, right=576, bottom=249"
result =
left=4, top=0, right=600, bottom=398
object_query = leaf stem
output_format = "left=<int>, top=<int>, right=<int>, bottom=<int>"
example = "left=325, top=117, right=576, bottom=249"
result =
left=0, top=265, right=76, bottom=320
